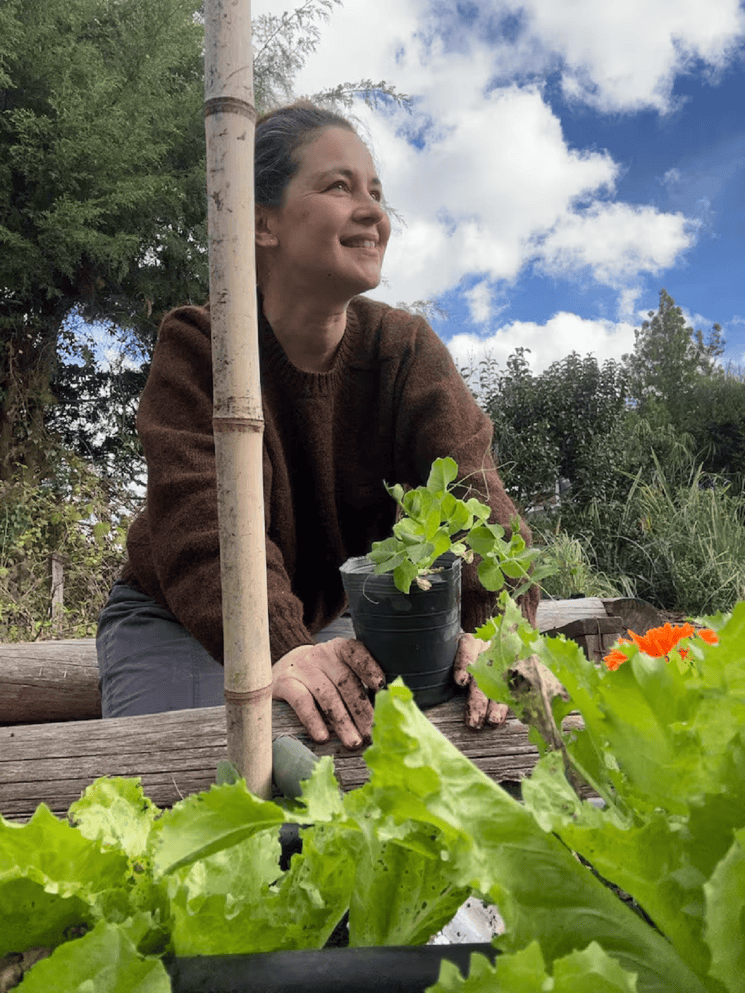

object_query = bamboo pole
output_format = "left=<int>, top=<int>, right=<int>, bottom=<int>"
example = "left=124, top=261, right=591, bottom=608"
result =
left=204, top=0, right=273, bottom=798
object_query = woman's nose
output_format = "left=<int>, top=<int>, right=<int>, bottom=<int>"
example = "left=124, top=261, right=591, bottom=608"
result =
left=354, top=193, right=387, bottom=222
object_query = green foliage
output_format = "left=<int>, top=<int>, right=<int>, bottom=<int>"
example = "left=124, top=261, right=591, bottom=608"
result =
left=429, top=941, right=638, bottom=993
left=624, top=461, right=745, bottom=615
left=533, top=531, right=626, bottom=600
left=0, top=0, right=208, bottom=479
left=473, top=289, right=745, bottom=616
left=0, top=452, right=130, bottom=640
left=672, top=367, right=745, bottom=496
left=8, top=649, right=743, bottom=989
left=48, top=322, right=148, bottom=494
left=559, top=450, right=745, bottom=616
left=367, top=457, right=552, bottom=595
left=482, top=348, right=630, bottom=513
left=624, top=289, right=724, bottom=423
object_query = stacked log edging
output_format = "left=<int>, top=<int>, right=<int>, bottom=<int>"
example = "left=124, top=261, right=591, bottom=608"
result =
left=0, top=599, right=660, bottom=820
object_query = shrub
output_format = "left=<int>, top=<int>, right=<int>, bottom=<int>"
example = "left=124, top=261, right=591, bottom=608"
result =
left=0, top=454, right=131, bottom=641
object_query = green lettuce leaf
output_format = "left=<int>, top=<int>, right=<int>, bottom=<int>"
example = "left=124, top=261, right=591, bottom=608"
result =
left=16, top=919, right=170, bottom=993
left=360, top=682, right=707, bottom=993
left=0, top=804, right=131, bottom=955
left=153, top=781, right=302, bottom=876
left=522, top=752, right=731, bottom=989
left=428, top=940, right=638, bottom=992
left=168, top=822, right=356, bottom=955
left=533, top=603, right=745, bottom=816
left=348, top=837, right=470, bottom=946
left=704, top=828, right=745, bottom=993
left=69, top=777, right=160, bottom=859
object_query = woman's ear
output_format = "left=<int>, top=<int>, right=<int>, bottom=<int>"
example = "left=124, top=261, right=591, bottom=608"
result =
left=255, top=206, right=279, bottom=248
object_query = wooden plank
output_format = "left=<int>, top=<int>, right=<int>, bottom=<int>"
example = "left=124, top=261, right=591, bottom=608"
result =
left=536, top=597, right=607, bottom=631
left=0, top=696, right=575, bottom=822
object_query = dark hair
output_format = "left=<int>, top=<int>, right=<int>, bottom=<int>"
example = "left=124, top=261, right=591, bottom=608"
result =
left=254, top=101, right=358, bottom=208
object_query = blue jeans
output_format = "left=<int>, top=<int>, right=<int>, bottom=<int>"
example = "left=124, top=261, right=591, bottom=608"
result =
left=96, top=580, right=354, bottom=718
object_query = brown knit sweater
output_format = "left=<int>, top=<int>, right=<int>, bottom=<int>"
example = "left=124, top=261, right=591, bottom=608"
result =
left=123, top=295, right=539, bottom=663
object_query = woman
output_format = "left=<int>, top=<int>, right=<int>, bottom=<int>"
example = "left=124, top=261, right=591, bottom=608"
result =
left=97, top=101, right=539, bottom=747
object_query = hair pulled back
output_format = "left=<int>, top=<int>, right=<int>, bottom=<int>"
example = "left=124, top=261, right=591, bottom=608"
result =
left=254, top=101, right=357, bottom=208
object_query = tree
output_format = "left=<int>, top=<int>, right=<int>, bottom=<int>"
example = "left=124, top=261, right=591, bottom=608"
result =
left=624, top=288, right=724, bottom=424
left=0, top=0, right=208, bottom=481
left=484, top=349, right=629, bottom=511
left=1, top=0, right=407, bottom=487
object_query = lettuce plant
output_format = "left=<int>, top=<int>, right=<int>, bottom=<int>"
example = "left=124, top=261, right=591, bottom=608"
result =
left=461, top=597, right=745, bottom=992
left=4, top=598, right=743, bottom=993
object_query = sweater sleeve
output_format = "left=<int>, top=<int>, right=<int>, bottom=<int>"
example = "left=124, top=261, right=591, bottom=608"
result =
left=388, top=316, right=540, bottom=631
left=261, top=443, right=316, bottom=662
left=128, top=306, right=314, bottom=663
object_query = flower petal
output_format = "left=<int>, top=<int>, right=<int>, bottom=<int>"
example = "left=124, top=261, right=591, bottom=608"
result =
left=603, top=650, right=628, bottom=671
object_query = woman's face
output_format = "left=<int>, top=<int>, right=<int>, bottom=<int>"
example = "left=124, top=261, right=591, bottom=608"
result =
left=257, top=127, right=391, bottom=304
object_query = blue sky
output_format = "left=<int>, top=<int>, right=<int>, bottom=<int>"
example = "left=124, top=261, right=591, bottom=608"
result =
left=254, top=0, right=745, bottom=374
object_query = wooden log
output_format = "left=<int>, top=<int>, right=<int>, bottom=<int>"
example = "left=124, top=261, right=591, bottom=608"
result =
left=0, top=639, right=100, bottom=724
left=0, top=696, right=576, bottom=823
left=0, top=598, right=661, bottom=726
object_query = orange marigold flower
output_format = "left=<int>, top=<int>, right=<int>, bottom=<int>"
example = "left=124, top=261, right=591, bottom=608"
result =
left=604, top=621, right=718, bottom=672
left=628, top=623, right=695, bottom=659
left=604, top=649, right=628, bottom=671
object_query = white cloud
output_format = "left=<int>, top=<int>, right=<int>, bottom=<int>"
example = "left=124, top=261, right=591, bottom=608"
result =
left=465, top=281, right=494, bottom=324
left=261, top=0, right=712, bottom=313
left=509, top=0, right=745, bottom=112
left=249, top=0, right=743, bottom=359
left=448, top=313, right=637, bottom=377
left=536, top=202, right=697, bottom=293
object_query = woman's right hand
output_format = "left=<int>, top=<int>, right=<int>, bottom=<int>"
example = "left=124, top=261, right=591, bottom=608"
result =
left=271, top=637, right=386, bottom=749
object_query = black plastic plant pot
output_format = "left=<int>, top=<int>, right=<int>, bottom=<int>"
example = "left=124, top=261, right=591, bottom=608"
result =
left=168, top=943, right=499, bottom=993
left=339, top=552, right=462, bottom=708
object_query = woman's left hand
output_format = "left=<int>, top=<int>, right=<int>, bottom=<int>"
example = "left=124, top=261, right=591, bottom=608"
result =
left=452, top=633, right=509, bottom=729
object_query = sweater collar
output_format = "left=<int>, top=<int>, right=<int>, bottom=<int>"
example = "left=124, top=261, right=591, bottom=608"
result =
left=259, top=299, right=361, bottom=396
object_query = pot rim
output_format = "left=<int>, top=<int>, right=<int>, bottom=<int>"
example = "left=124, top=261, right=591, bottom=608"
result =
left=340, top=551, right=459, bottom=577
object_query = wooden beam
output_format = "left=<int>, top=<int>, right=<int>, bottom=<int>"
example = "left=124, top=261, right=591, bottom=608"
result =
left=0, top=600, right=587, bottom=726
left=0, top=697, right=567, bottom=822
left=0, top=639, right=100, bottom=724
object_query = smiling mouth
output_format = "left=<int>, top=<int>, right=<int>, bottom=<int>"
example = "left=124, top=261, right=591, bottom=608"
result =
left=342, top=239, right=378, bottom=249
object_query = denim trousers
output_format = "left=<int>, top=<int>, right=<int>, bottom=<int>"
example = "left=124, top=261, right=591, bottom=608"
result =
left=96, top=579, right=354, bottom=718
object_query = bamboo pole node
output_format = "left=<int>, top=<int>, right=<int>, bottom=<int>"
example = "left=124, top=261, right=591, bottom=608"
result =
left=212, top=416, right=264, bottom=434
left=224, top=685, right=273, bottom=704
left=204, top=96, right=257, bottom=120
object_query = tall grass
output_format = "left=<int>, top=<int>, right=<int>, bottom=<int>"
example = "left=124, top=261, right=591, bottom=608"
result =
left=534, top=530, right=630, bottom=600
left=572, top=455, right=745, bottom=616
